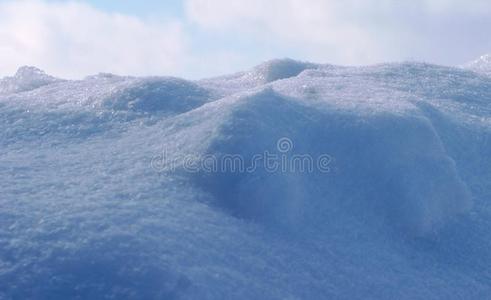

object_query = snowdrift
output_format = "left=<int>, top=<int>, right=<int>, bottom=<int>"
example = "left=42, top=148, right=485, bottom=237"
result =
left=183, top=88, right=471, bottom=235
left=1, top=56, right=491, bottom=299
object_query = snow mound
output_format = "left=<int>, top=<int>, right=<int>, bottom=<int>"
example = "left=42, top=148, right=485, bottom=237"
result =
left=0, top=66, right=61, bottom=95
left=170, top=88, right=471, bottom=235
left=199, top=58, right=318, bottom=96
left=2, top=58, right=491, bottom=299
left=0, top=74, right=213, bottom=144
left=248, top=58, right=317, bottom=83
left=103, top=77, right=210, bottom=114
left=463, top=54, right=491, bottom=76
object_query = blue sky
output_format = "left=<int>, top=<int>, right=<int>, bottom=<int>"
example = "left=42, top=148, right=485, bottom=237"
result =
left=83, top=0, right=184, bottom=19
left=0, top=0, right=490, bottom=79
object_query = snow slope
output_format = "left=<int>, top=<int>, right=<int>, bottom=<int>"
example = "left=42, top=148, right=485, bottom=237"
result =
left=1, top=58, right=491, bottom=299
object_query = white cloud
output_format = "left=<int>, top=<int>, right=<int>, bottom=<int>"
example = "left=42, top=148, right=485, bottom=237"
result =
left=185, top=0, right=491, bottom=66
left=0, top=0, right=489, bottom=79
left=185, top=0, right=382, bottom=64
left=0, top=0, right=188, bottom=79
left=421, top=0, right=491, bottom=14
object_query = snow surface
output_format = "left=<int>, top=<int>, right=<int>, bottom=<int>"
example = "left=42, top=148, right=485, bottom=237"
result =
left=463, top=54, right=491, bottom=76
left=1, top=57, right=491, bottom=299
left=0, top=66, right=62, bottom=95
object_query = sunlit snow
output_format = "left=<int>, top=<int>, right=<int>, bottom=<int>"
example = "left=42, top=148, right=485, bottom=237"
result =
left=1, top=57, right=491, bottom=299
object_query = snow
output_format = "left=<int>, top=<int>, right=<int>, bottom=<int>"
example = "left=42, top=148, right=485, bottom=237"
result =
left=1, top=57, right=491, bottom=299
left=198, top=58, right=318, bottom=96
left=463, top=54, right=491, bottom=76
left=0, top=66, right=62, bottom=95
